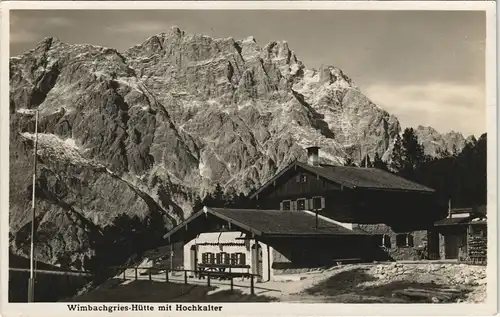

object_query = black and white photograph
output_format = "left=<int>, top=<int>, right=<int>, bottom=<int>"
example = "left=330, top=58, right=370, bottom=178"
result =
left=2, top=2, right=497, bottom=315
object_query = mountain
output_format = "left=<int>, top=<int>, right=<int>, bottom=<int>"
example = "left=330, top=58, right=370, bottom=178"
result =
left=414, top=125, right=467, bottom=157
left=9, top=27, right=423, bottom=270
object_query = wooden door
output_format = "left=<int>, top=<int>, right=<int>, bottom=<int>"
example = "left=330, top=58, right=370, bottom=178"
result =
left=444, top=229, right=467, bottom=260
left=444, top=233, right=465, bottom=259
left=190, top=245, right=197, bottom=275
left=252, top=244, right=263, bottom=282
left=427, top=231, right=440, bottom=260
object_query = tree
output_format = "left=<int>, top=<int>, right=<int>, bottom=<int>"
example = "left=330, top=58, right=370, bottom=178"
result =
left=389, top=134, right=404, bottom=173
left=343, top=156, right=356, bottom=167
left=372, top=152, right=388, bottom=170
left=415, top=133, right=486, bottom=208
left=228, top=193, right=255, bottom=209
left=400, top=128, right=427, bottom=179
left=361, top=154, right=373, bottom=168
left=202, top=183, right=227, bottom=207
left=435, top=147, right=451, bottom=158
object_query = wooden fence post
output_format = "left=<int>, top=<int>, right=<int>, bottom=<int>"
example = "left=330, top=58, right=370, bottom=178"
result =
left=184, top=271, right=188, bottom=284
left=250, top=274, right=255, bottom=295
left=207, top=272, right=211, bottom=287
left=148, top=270, right=152, bottom=281
left=135, top=267, right=138, bottom=281
left=230, top=276, right=234, bottom=291
left=123, top=269, right=126, bottom=280
left=165, top=269, right=169, bottom=283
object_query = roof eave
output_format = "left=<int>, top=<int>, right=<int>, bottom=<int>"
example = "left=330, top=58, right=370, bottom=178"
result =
left=357, top=186, right=435, bottom=194
left=263, top=232, right=370, bottom=238
left=208, top=208, right=264, bottom=237
left=249, top=160, right=299, bottom=199
left=162, top=208, right=205, bottom=240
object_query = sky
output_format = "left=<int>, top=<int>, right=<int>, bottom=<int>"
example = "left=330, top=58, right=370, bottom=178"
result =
left=10, top=10, right=487, bottom=137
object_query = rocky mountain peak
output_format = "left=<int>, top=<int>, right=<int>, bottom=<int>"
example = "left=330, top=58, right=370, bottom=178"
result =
left=415, top=125, right=466, bottom=157
left=466, top=135, right=477, bottom=145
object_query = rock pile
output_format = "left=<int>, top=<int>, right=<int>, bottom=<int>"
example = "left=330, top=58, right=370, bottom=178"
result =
left=370, top=263, right=486, bottom=287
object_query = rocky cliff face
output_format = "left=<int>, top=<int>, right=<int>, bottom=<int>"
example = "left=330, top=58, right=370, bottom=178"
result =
left=414, top=125, right=467, bottom=157
left=10, top=27, right=406, bottom=270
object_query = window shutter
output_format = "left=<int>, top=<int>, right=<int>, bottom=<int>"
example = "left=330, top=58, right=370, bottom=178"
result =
left=280, top=202, right=283, bottom=211
left=291, top=201, right=296, bottom=210
left=321, top=197, right=325, bottom=209
left=296, top=175, right=301, bottom=183
left=304, top=199, right=309, bottom=210
left=383, top=235, right=391, bottom=248
left=239, top=253, right=246, bottom=265
left=202, top=253, right=208, bottom=264
left=309, top=199, right=313, bottom=210
left=407, top=234, right=414, bottom=247
left=216, top=253, right=222, bottom=264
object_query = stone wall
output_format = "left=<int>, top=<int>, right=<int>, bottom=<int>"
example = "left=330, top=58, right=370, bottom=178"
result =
left=358, top=224, right=429, bottom=261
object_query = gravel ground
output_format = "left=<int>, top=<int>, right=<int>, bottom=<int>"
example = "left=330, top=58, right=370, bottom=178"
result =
left=252, top=262, right=487, bottom=303
left=83, top=262, right=487, bottom=303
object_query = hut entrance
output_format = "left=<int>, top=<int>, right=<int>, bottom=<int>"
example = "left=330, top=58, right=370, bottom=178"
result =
left=190, top=245, right=197, bottom=276
left=251, top=243, right=263, bottom=282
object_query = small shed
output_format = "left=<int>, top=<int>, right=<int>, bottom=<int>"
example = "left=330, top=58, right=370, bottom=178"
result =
left=433, top=205, right=487, bottom=263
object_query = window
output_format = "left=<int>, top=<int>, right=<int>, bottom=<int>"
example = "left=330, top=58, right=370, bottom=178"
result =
left=396, top=235, right=406, bottom=247
left=281, top=200, right=291, bottom=211
left=396, top=233, right=413, bottom=247
left=208, top=252, right=215, bottom=264
left=383, top=235, right=392, bottom=248
left=297, top=198, right=306, bottom=210
left=407, top=234, right=414, bottom=247
left=216, top=253, right=222, bottom=264
left=376, top=235, right=392, bottom=248
left=222, top=252, right=230, bottom=264
left=312, top=197, right=323, bottom=210
left=238, top=253, right=246, bottom=265
left=201, top=253, right=209, bottom=264
left=230, top=253, right=238, bottom=265
left=295, top=173, right=307, bottom=183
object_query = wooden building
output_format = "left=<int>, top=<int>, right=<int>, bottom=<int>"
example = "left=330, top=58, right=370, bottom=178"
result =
left=432, top=205, right=487, bottom=263
left=164, top=207, right=374, bottom=281
left=163, top=147, right=447, bottom=281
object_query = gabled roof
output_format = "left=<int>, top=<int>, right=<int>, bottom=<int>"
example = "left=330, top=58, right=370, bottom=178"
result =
left=448, top=205, right=487, bottom=217
left=434, top=217, right=470, bottom=226
left=250, top=161, right=435, bottom=199
left=163, top=207, right=369, bottom=241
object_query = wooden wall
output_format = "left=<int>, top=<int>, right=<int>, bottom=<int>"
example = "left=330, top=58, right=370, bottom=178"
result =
left=255, top=168, right=445, bottom=229
left=265, top=236, right=387, bottom=270
left=259, top=169, right=341, bottom=201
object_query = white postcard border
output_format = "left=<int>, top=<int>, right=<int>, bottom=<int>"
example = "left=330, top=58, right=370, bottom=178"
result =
left=0, top=1, right=497, bottom=316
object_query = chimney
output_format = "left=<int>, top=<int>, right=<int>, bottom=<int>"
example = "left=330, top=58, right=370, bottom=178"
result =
left=306, top=146, right=320, bottom=167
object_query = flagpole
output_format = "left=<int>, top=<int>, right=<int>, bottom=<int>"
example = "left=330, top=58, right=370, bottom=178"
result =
left=28, top=109, right=39, bottom=303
